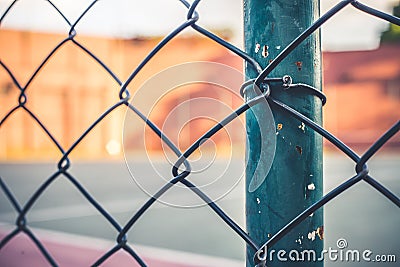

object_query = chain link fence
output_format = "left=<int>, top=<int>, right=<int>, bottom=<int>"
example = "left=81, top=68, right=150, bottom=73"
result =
left=1, top=0, right=399, bottom=266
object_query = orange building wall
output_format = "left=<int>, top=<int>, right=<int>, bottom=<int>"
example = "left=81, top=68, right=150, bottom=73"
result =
left=1, top=30, right=399, bottom=160
left=0, top=30, right=240, bottom=159
left=323, top=45, right=400, bottom=150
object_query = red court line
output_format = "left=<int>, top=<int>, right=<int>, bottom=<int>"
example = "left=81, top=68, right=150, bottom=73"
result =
left=0, top=226, right=243, bottom=267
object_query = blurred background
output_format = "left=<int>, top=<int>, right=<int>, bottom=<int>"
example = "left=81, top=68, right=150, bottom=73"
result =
left=0, top=0, right=399, bottom=266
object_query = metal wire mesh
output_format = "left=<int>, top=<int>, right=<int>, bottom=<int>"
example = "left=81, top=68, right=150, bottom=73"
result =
left=0, top=0, right=399, bottom=266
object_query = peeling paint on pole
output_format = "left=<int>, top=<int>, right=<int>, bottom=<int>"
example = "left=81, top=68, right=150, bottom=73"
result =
left=244, top=0, right=323, bottom=266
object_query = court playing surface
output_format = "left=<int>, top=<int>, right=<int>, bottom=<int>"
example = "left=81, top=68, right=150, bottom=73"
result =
left=0, top=153, right=399, bottom=266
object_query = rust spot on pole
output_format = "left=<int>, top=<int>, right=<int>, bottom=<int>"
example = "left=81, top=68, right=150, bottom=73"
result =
left=316, top=226, right=324, bottom=240
left=262, top=45, right=269, bottom=58
left=295, top=61, right=303, bottom=71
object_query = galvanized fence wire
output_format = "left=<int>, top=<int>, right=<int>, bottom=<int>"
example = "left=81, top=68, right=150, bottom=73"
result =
left=0, top=0, right=399, bottom=266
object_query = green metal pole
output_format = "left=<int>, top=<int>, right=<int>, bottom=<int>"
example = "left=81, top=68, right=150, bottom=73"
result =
left=244, top=0, right=323, bottom=266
